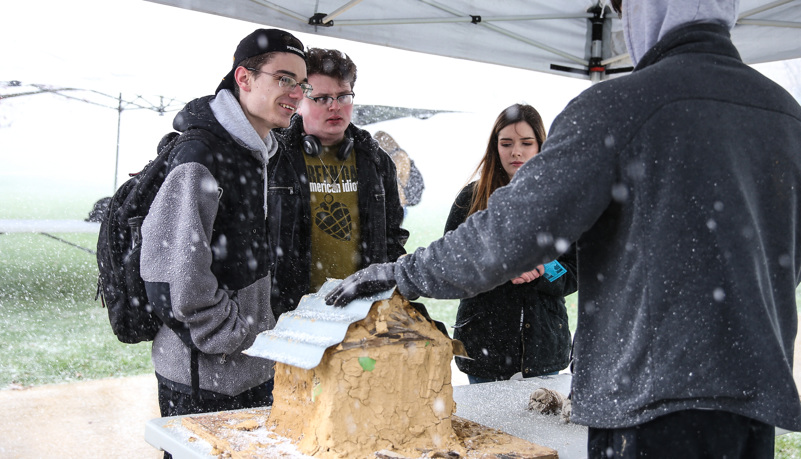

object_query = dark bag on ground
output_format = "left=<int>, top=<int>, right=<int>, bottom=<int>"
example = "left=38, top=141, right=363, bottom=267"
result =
left=96, top=129, right=212, bottom=345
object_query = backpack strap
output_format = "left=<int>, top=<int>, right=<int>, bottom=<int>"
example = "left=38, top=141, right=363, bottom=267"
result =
left=190, top=349, right=200, bottom=403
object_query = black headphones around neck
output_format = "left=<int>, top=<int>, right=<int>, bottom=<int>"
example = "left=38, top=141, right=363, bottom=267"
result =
left=302, top=134, right=354, bottom=161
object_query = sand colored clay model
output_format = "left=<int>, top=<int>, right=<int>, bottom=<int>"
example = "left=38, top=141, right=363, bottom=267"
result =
left=268, top=292, right=458, bottom=457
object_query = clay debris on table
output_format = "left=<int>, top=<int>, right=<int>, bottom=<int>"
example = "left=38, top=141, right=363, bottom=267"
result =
left=528, top=388, right=572, bottom=424
left=180, top=407, right=312, bottom=458
left=181, top=411, right=557, bottom=459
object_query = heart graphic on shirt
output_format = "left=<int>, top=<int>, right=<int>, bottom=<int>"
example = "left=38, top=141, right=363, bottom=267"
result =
left=314, top=194, right=352, bottom=241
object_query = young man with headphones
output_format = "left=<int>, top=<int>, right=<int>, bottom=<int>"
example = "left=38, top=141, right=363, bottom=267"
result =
left=269, top=47, right=409, bottom=318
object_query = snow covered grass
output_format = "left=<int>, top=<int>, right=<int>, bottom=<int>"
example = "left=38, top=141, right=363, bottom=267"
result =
left=0, top=175, right=154, bottom=387
left=0, top=232, right=153, bottom=387
left=778, top=433, right=801, bottom=458
left=0, top=193, right=574, bottom=388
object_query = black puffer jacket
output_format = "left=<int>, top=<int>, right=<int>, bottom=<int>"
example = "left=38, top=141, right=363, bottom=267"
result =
left=269, top=115, right=409, bottom=317
left=447, top=182, right=577, bottom=380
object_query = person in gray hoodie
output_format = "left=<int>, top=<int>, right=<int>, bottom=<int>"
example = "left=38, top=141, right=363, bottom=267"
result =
left=326, top=0, right=801, bottom=457
left=140, top=28, right=310, bottom=428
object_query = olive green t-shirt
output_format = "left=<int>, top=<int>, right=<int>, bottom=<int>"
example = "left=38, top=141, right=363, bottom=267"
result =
left=304, top=143, right=361, bottom=292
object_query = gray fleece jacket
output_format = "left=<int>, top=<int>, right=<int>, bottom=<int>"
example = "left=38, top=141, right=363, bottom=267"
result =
left=393, top=0, right=801, bottom=430
left=141, top=90, right=277, bottom=397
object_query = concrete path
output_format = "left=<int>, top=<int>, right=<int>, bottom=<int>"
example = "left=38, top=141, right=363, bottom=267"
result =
left=0, top=373, right=162, bottom=459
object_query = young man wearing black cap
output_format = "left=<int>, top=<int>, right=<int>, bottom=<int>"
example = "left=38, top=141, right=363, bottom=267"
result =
left=139, top=28, right=309, bottom=428
left=268, top=48, right=408, bottom=319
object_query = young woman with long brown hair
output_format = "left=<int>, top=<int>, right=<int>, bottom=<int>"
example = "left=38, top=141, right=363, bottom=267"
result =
left=444, top=103, right=578, bottom=384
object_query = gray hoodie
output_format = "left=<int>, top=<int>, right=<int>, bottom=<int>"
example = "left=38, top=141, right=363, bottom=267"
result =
left=211, top=89, right=277, bottom=218
left=143, top=92, right=277, bottom=397
left=623, top=0, right=740, bottom=65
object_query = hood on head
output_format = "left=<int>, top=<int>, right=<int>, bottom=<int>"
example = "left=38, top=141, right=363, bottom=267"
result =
left=622, top=0, right=740, bottom=66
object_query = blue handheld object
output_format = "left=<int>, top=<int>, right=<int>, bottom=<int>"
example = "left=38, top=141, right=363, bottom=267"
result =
left=542, top=260, right=566, bottom=282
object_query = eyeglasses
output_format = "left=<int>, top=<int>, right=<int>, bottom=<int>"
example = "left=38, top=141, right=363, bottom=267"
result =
left=245, top=68, right=313, bottom=96
left=306, top=93, right=355, bottom=107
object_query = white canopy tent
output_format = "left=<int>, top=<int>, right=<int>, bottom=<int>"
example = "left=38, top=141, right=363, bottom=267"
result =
left=143, top=0, right=801, bottom=83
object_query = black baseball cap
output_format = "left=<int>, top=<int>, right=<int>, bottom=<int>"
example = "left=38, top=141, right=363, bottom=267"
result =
left=216, top=28, right=306, bottom=94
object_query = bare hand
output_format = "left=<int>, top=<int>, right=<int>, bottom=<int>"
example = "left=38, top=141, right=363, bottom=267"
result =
left=511, top=265, right=544, bottom=284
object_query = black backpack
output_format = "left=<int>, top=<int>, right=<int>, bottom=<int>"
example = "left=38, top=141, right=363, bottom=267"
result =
left=96, top=129, right=213, bottom=344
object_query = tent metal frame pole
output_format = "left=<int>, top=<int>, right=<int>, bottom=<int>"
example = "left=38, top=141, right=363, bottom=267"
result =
left=321, top=0, right=365, bottom=24
left=248, top=0, right=307, bottom=21
left=602, top=53, right=631, bottom=66
left=419, top=0, right=588, bottom=66
left=739, top=0, right=796, bottom=19
left=114, top=93, right=122, bottom=193
left=589, top=5, right=605, bottom=84
left=737, top=18, right=801, bottom=28
left=249, top=0, right=596, bottom=27
left=329, top=13, right=594, bottom=26
left=2, top=82, right=183, bottom=195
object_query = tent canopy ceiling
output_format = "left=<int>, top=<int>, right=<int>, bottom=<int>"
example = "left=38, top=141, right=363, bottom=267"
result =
left=144, top=0, right=801, bottom=82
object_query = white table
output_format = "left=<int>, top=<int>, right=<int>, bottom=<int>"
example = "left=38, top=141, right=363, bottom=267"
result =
left=145, top=374, right=587, bottom=458
left=145, top=414, right=220, bottom=459
left=452, top=374, right=587, bottom=459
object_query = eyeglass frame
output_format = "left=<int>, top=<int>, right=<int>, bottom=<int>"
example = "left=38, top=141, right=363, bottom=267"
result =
left=306, top=93, right=356, bottom=107
left=244, top=67, right=313, bottom=96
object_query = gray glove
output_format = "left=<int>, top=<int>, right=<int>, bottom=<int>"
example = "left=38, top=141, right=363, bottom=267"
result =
left=325, top=263, right=397, bottom=307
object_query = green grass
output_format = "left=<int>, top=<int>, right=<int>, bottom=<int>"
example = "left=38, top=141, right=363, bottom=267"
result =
left=0, top=233, right=153, bottom=386
left=778, top=433, right=801, bottom=458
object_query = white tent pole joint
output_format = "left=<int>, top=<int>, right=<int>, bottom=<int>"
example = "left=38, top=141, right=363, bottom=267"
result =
left=308, top=0, right=364, bottom=26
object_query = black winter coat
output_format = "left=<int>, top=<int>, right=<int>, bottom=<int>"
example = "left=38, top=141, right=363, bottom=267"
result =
left=446, top=183, right=577, bottom=380
left=269, top=115, right=409, bottom=317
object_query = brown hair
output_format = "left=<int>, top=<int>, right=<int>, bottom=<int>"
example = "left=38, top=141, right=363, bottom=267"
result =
left=467, top=103, right=546, bottom=217
left=610, top=0, right=622, bottom=15
left=306, top=48, right=358, bottom=89
left=233, top=53, right=278, bottom=98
